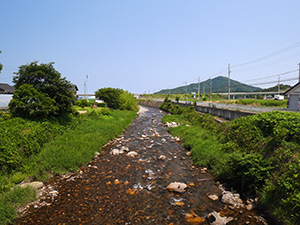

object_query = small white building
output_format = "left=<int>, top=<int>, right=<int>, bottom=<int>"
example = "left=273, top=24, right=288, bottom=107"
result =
left=284, top=82, right=300, bottom=110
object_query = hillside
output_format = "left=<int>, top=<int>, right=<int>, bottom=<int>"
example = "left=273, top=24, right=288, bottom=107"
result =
left=259, top=84, right=291, bottom=92
left=155, top=76, right=261, bottom=94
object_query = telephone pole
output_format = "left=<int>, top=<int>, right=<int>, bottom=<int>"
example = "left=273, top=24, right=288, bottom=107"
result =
left=84, top=81, right=86, bottom=100
left=185, top=81, right=187, bottom=99
left=86, top=74, right=88, bottom=100
left=298, top=62, right=300, bottom=82
left=278, top=75, right=280, bottom=95
left=210, top=79, right=212, bottom=103
left=228, top=63, right=231, bottom=102
left=198, top=76, right=200, bottom=101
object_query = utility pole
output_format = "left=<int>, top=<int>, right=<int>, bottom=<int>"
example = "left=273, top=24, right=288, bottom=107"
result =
left=84, top=81, right=86, bottom=100
left=228, top=63, right=231, bottom=102
left=210, top=79, right=212, bottom=104
left=86, top=74, right=88, bottom=100
left=298, top=62, right=300, bottom=82
left=198, top=76, right=200, bottom=101
left=278, top=75, right=280, bottom=95
left=185, top=81, right=187, bottom=99
left=203, top=85, right=205, bottom=98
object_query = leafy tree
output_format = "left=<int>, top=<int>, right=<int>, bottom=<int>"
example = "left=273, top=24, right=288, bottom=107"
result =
left=119, top=91, right=139, bottom=111
left=9, top=61, right=75, bottom=118
left=95, top=87, right=123, bottom=109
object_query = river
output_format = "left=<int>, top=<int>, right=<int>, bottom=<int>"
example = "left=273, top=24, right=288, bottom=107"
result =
left=15, top=105, right=269, bottom=224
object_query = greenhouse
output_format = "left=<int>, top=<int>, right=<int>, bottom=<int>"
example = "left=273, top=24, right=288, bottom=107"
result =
left=0, top=94, right=13, bottom=108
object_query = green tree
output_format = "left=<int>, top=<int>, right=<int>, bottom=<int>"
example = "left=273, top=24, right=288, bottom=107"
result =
left=9, top=84, right=57, bottom=118
left=119, top=91, right=139, bottom=111
left=95, top=87, right=123, bottom=109
left=9, top=61, right=75, bottom=118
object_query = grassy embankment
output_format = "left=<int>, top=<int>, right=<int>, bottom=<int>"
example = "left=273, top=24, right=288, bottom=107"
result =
left=160, top=99, right=300, bottom=225
left=0, top=108, right=137, bottom=225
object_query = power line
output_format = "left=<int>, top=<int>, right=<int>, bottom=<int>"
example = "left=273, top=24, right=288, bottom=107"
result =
left=232, top=40, right=300, bottom=68
left=241, top=69, right=298, bottom=83
left=248, top=77, right=298, bottom=86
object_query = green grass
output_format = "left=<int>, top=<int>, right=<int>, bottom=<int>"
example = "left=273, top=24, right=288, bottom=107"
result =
left=162, top=115, right=229, bottom=175
left=236, top=99, right=287, bottom=107
left=0, top=186, right=36, bottom=225
left=32, top=110, right=136, bottom=176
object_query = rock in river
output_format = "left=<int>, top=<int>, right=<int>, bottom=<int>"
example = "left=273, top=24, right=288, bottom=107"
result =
left=126, top=151, right=138, bottom=157
left=166, top=182, right=187, bottom=193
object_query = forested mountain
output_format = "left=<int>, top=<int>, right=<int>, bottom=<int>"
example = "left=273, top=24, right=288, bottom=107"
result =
left=155, top=76, right=261, bottom=94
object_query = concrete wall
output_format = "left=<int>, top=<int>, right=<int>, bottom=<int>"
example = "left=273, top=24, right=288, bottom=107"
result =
left=139, top=100, right=257, bottom=120
left=139, top=100, right=163, bottom=109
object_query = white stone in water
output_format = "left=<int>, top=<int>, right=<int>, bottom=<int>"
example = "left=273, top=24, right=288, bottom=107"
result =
left=207, top=211, right=233, bottom=225
left=127, top=151, right=138, bottom=157
left=120, top=146, right=129, bottom=152
left=221, top=191, right=244, bottom=208
left=208, top=195, right=219, bottom=201
left=158, top=155, right=167, bottom=161
left=166, top=182, right=187, bottom=193
left=110, top=149, right=121, bottom=155
left=201, top=168, right=208, bottom=173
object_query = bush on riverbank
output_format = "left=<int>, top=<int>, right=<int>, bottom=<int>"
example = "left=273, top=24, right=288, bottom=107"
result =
left=237, top=99, right=287, bottom=107
left=95, top=88, right=139, bottom=111
left=0, top=113, right=79, bottom=175
left=160, top=100, right=300, bottom=225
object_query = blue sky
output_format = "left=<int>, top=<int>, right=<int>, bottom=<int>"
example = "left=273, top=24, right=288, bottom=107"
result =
left=1, top=0, right=300, bottom=94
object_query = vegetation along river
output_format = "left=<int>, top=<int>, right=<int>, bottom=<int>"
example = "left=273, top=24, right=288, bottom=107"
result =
left=15, top=105, right=269, bottom=224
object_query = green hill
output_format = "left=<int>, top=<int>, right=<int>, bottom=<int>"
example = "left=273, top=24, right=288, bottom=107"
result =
left=155, top=76, right=261, bottom=94
left=260, top=84, right=291, bottom=92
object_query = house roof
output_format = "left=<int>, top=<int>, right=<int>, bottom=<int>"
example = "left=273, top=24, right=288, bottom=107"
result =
left=0, top=83, right=15, bottom=94
left=70, top=84, right=78, bottom=92
left=284, top=82, right=300, bottom=95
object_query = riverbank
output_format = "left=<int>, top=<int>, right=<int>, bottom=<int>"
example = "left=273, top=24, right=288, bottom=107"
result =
left=0, top=109, right=137, bottom=225
left=159, top=100, right=300, bottom=225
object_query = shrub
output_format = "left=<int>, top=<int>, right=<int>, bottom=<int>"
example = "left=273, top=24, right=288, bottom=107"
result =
left=95, top=87, right=123, bottom=109
left=220, top=152, right=273, bottom=194
left=97, top=102, right=106, bottom=107
left=79, top=99, right=89, bottom=109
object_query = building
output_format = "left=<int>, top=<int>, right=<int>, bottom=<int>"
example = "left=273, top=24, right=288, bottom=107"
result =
left=70, top=84, right=78, bottom=94
left=284, top=82, right=300, bottom=110
left=0, top=83, right=15, bottom=94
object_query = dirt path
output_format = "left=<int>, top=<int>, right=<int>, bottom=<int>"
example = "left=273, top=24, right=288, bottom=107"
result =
left=15, top=106, right=268, bottom=224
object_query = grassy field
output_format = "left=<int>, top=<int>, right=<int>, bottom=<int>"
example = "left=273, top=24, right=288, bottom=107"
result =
left=0, top=109, right=137, bottom=225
